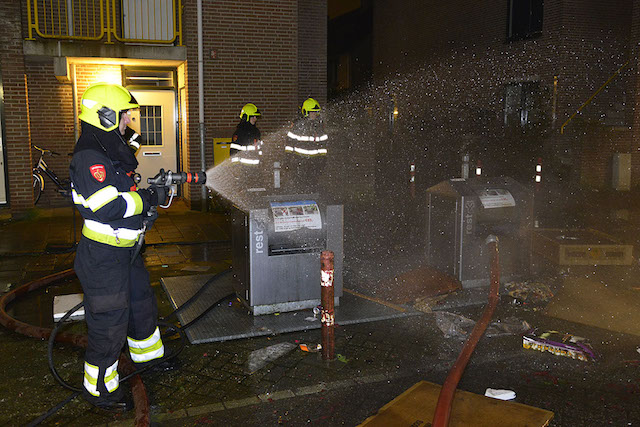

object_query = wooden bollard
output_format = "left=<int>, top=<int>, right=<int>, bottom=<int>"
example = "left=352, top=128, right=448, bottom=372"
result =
left=321, top=250, right=335, bottom=360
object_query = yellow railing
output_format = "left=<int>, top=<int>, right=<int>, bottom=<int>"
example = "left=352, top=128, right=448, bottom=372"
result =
left=560, top=59, right=630, bottom=134
left=26, top=0, right=182, bottom=46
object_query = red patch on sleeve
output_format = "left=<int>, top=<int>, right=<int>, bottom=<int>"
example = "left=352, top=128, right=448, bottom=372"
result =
left=90, top=164, right=106, bottom=182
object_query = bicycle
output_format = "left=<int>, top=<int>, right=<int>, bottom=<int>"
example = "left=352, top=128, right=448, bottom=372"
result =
left=32, top=144, right=71, bottom=204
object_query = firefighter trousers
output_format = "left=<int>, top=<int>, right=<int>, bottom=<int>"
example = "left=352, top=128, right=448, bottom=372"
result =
left=74, top=236, right=160, bottom=403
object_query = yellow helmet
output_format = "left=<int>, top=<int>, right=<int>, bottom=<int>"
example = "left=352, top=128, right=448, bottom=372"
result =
left=301, top=98, right=321, bottom=116
left=240, top=103, right=261, bottom=121
left=79, top=83, right=139, bottom=132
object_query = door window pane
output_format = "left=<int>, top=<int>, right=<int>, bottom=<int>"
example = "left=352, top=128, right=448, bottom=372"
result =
left=140, top=105, right=163, bottom=146
left=504, top=81, right=540, bottom=127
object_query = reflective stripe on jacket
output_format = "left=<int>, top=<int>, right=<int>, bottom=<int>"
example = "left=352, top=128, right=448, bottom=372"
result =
left=230, top=140, right=263, bottom=166
left=70, top=126, right=148, bottom=248
left=285, top=118, right=328, bottom=158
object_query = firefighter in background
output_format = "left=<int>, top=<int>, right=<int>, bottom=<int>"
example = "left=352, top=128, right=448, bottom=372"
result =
left=230, top=103, right=263, bottom=165
left=284, top=97, right=329, bottom=193
left=229, top=103, right=265, bottom=190
left=70, top=83, right=168, bottom=412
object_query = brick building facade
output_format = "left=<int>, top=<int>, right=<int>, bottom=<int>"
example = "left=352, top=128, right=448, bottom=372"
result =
left=0, top=0, right=327, bottom=216
left=369, top=0, right=640, bottom=191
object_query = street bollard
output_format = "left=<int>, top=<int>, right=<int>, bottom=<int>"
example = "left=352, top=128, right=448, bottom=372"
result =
left=273, top=161, right=281, bottom=189
left=461, top=153, right=470, bottom=179
left=321, top=250, right=335, bottom=360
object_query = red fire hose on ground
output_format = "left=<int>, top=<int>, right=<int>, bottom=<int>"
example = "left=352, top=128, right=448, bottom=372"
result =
left=432, top=235, right=500, bottom=427
left=0, top=269, right=150, bottom=426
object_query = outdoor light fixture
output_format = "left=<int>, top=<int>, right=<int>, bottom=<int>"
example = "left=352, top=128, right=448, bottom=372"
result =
left=94, top=68, right=123, bottom=85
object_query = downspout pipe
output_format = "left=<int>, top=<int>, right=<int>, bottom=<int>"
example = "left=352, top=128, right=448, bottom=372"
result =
left=72, top=63, right=78, bottom=141
left=197, top=0, right=207, bottom=210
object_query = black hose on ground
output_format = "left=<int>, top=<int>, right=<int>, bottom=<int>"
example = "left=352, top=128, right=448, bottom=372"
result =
left=161, top=268, right=232, bottom=323
left=47, top=301, right=84, bottom=393
left=0, top=270, right=150, bottom=426
left=38, top=307, right=189, bottom=425
left=36, top=268, right=229, bottom=424
left=178, top=292, right=236, bottom=332
left=26, top=391, right=81, bottom=427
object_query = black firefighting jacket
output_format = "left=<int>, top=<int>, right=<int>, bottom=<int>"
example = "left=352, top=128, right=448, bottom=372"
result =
left=285, top=117, right=328, bottom=158
left=230, top=120, right=263, bottom=165
left=69, top=122, right=151, bottom=248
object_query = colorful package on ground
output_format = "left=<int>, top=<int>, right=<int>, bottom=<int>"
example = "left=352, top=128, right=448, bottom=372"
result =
left=523, top=329, right=595, bottom=361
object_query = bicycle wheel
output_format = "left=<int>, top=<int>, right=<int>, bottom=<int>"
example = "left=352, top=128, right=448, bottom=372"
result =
left=33, top=173, right=44, bottom=205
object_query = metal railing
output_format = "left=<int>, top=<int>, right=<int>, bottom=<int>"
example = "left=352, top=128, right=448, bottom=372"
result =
left=560, top=59, right=630, bottom=134
left=26, top=0, right=182, bottom=45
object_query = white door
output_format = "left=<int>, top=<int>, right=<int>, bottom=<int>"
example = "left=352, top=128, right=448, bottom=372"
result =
left=0, top=117, right=6, bottom=204
left=129, top=90, right=177, bottom=188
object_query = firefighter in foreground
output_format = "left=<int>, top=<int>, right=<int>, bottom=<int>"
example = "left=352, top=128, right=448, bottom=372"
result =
left=69, top=83, right=169, bottom=412
left=284, top=97, right=329, bottom=193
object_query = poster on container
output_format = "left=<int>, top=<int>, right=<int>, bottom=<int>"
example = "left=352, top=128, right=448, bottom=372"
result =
left=270, top=201, right=321, bottom=232
left=478, top=188, right=516, bottom=209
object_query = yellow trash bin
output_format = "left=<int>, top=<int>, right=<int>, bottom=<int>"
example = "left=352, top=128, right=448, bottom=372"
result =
left=213, top=137, right=231, bottom=166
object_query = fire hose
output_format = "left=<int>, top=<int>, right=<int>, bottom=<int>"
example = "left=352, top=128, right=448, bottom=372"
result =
left=432, top=235, right=500, bottom=427
left=0, top=265, right=232, bottom=425
left=0, top=270, right=151, bottom=425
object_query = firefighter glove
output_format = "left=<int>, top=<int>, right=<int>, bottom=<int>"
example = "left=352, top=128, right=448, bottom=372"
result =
left=147, top=185, right=167, bottom=206
left=139, top=185, right=166, bottom=209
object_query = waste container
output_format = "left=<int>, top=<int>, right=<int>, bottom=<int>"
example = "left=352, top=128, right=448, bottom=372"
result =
left=425, top=177, right=533, bottom=288
left=232, top=194, right=344, bottom=315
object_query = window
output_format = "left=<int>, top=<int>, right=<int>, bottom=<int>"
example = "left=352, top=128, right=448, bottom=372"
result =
left=504, top=81, right=540, bottom=128
left=124, top=68, right=175, bottom=88
left=507, top=0, right=543, bottom=41
left=140, top=105, right=163, bottom=146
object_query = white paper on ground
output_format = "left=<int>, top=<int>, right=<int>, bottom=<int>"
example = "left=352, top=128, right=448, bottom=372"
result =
left=53, top=293, right=85, bottom=322
left=484, top=388, right=516, bottom=400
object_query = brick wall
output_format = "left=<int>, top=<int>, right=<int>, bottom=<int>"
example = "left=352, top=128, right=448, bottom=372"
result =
left=179, top=0, right=327, bottom=207
left=371, top=0, right=634, bottom=190
left=298, top=0, right=327, bottom=107
left=24, top=60, right=76, bottom=207
left=23, top=62, right=122, bottom=208
left=1, top=0, right=32, bottom=215
left=578, top=127, right=632, bottom=189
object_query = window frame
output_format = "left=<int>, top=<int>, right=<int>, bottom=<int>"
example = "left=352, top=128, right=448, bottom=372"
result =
left=507, top=0, right=544, bottom=42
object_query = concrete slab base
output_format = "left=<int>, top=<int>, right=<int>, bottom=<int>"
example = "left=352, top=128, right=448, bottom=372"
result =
left=162, top=273, right=421, bottom=344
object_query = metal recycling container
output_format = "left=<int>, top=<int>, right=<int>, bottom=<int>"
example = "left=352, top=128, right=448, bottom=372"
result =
left=231, top=194, right=343, bottom=315
left=425, top=177, right=533, bottom=288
